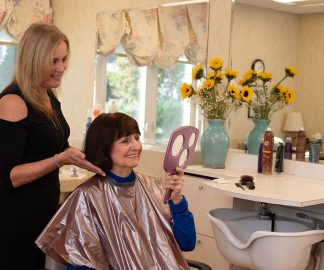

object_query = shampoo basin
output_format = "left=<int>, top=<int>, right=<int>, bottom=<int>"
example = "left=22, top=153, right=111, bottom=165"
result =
left=59, top=168, right=88, bottom=193
left=208, top=208, right=324, bottom=270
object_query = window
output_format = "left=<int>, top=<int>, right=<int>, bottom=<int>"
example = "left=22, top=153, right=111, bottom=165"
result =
left=0, top=29, right=17, bottom=92
left=95, top=48, right=203, bottom=144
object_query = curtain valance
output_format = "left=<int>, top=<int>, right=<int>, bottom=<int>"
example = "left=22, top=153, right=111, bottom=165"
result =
left=97, top=3, right=208, bottom=68
left=0, top=0, right=52, bottom=40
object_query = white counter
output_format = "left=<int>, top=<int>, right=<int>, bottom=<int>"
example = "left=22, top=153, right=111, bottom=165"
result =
left=185, top=150, right=324, bottom=207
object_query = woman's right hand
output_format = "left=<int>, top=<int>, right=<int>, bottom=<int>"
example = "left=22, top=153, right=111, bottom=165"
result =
left=56, top=147, right=105, bottom=176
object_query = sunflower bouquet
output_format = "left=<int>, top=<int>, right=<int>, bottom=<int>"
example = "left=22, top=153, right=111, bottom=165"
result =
left=180, top=57, right=243, bottom=120
left=239, top=66, right=297, bottom=120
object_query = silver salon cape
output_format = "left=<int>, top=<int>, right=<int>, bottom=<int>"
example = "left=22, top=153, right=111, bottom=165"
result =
left=36, top=172, right=190, bottom=270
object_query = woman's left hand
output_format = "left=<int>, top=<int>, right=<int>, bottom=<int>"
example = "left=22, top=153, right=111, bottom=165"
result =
left=57, top=147, right=105, bottom=176
left=164, top=167, right=184, bottom=204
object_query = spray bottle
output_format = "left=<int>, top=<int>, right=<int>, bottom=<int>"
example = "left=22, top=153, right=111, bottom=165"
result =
left=262, top=127, right=274, bottom=175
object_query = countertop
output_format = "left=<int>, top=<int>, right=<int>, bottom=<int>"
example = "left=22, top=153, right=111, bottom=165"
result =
left=185, top=150, right=324, bottom=207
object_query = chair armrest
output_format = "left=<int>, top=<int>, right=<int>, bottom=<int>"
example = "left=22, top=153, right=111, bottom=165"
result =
left=187, top=259, right=213, bottom=270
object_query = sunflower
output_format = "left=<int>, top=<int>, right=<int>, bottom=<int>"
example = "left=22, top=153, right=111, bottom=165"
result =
left=180, top=83, right=193, bottom=99
left=207, top=72, right=215, bottom=80
left=285, top=65, right=298, bottom=77
left=285, top=87, right=296, bottom=104
left=258, top=72, right=272, bottom=83
left=209, top=57, right=223, bottom=71
left=192, top=64, right=204, bottom=80
left=228, top=84, right=241, bottom=99
left=225, top=68, right=238, bottom=81
left=215, top=71, right=224, bottom=82
left=240, top=69, right=257, bottom=86
left=203, top=79, right=215, bottom=90
left=240, top=86, right=254, bottom=102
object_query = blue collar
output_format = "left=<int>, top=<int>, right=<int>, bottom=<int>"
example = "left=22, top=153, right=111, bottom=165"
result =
left=107, top=170, right=135, bottom=186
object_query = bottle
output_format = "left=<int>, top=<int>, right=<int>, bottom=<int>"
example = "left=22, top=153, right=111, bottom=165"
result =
left=85, top=116, right=92, bottom=131
left=275, top=142, right=284, bottom=173
left=109, top=100, right=118, bottom=113
left=296, top=127, right=306, bottom=161
left=83, top=108, right=93, bottom=134
left=257, top=139, right=263, bottom=173
left=262, top=127, right=274, bottom=175
left=92, top=101, right=103, bottom=119
left=284, top=137, right=293, bottom=160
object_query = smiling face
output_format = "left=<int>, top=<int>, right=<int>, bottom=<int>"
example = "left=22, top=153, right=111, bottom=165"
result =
left=41, top=41, right=68, bottom=89
left=111, top=133, right=142, bottom=176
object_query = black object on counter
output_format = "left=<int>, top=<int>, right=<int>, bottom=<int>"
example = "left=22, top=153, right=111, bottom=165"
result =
left=275, top=142, right=284, bottom=172
left=257, top=141, right=263, bottom=173
left=239, top=175, right=255, bottom=190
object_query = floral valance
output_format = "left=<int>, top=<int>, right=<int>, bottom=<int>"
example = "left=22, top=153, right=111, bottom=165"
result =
left=97, top=3, right=208, bottom=68
left=0, top=0, right=52, bottom=40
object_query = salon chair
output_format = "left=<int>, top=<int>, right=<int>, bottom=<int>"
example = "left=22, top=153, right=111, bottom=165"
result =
left=187, top=259, right=213, bottom=270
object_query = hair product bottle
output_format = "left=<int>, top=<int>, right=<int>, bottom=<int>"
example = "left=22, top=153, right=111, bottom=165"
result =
left=284, top=137, right=293, bottom=160
left=296, top=127, right=306, bottom=161
left=262, top=127, right=274, bottom=175
left=109, top=100, right=118, bottom=113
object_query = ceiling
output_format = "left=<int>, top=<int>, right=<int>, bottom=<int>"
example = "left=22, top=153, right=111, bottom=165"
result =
left=235, top=0, right=324, bottom=14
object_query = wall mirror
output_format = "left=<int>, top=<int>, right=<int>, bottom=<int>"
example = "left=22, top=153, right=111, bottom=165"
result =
left=228, top=0, right=324, bottom=159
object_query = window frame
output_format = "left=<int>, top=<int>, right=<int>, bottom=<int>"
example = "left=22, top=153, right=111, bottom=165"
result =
left=0, top=29, right=18, bottom=92
left=95, top=52, right=201, bottom=145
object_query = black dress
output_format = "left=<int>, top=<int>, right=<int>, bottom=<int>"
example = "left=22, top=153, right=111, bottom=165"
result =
left=0, top=87, right=70, bottom=270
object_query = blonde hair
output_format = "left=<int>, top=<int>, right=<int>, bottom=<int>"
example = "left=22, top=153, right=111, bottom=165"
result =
left=13, top=23, right=70, bottom=124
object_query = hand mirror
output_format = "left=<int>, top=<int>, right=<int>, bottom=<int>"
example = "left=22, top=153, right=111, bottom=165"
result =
left=163, top=126, right=199, bottom=203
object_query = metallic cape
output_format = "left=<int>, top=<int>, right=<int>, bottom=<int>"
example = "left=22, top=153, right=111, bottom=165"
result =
left=36, top=172, right=190, bottom=270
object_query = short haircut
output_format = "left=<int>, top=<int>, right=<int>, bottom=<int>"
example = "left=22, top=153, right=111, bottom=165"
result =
left=83, top=112, right=141, bottom=172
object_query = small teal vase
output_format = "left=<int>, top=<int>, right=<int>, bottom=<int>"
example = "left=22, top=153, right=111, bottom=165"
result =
left=201, top=119, right=229, bottom=168
left=247, top=119, right=270, bottom=155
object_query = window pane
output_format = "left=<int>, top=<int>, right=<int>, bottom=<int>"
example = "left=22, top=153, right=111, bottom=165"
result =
left=0, top=45, right=16, bottom=92
left=106, top=55, right=145, bottom=129
left=156, top=63, right=193, bottom=141
left=103, top=53, right=194, bottom=144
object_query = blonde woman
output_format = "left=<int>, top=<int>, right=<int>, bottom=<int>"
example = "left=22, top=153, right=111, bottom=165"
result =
left=0, top=23, right=104, bottom=270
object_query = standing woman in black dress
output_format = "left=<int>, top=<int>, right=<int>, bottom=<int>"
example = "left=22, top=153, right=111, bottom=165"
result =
left=0, top=23, right=105, bottom=270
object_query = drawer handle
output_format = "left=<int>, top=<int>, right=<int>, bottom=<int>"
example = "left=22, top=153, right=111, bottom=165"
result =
left=198, top=185, right=204, bottom=190
left=196, top=239, right=202, bottom=245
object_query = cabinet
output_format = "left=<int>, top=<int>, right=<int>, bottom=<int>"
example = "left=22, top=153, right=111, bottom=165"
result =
left=182, top=174, right=233, bottom=270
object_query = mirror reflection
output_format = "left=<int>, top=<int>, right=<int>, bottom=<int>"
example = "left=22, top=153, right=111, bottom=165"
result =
left=228, top=1, right=324, bottom=162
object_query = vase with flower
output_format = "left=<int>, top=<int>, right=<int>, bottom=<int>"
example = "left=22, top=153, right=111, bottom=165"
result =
left=179, top=57, right=242, bottom=168
left=239, top=66, right=297, bottom=154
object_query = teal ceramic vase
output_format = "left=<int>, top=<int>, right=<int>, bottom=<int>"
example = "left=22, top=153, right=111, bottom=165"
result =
left=201, top=119, right=229, bottom=168
left=247, top=119, right=270, bottom=155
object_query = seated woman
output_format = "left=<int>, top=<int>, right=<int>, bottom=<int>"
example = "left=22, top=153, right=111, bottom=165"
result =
left=36, top=112, right=196, bottom=270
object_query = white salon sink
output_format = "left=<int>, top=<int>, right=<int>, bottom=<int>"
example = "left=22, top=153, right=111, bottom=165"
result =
left=59, top=167, right=89, bottom=193
left=208, top=208, right=324, bottom=270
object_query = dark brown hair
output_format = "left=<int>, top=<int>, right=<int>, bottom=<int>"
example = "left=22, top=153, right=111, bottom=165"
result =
left=83, top=112, right=141, bottom=172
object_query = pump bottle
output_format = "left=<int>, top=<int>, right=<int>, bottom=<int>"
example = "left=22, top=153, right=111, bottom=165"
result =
left=284, top=137, right=293, bottom=160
